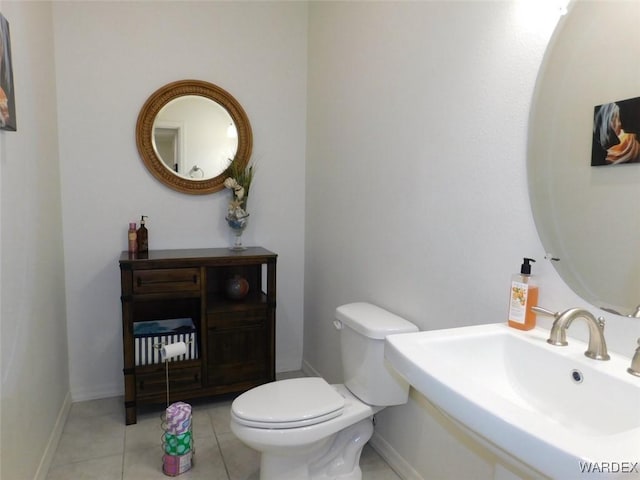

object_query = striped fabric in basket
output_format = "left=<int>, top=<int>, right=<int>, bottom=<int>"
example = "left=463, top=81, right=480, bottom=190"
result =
left=133, top=318, right=198, bottom=366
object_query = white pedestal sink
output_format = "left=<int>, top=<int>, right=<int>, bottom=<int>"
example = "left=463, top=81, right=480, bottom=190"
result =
left=384, top=323, right=640, bottom=479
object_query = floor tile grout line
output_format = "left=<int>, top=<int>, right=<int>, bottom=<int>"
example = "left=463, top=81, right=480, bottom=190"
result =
left=121, top=428, right=126, bottom=480
left=210, top=410, right=232, bottom=480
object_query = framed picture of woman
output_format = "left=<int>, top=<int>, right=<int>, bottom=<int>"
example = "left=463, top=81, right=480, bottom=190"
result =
left=0, top=12, right=16, bottom=131
left=592, top=96, right=640, bottom=166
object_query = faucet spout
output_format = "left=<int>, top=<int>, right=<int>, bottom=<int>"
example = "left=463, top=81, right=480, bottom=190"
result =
left=548, top=308, right=610, bottom=361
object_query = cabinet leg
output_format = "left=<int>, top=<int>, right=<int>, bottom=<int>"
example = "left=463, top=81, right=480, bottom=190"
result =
left=125, top=401, right=137, bottom=425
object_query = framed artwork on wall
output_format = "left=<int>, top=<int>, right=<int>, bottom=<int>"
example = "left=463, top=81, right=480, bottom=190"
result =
left=0, top=12, right=16, bottom=131
left=592, top=96, right=640, bottom=166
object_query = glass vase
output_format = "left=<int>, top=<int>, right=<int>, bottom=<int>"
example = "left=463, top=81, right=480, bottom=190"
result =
left=225, top=214, right=249, bottom=251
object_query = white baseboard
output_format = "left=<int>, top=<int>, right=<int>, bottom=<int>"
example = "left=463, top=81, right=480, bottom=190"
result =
left=71, top=383, right=123, bottom=402
left=34, top=391, right=72, bottom=480
left=301, top=359, right=321, bottom=377
left=370, top=431, right=425, bottom=480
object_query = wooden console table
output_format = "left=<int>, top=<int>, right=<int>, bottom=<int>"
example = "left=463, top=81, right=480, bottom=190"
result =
left=119, top=247, right=276, bottom=424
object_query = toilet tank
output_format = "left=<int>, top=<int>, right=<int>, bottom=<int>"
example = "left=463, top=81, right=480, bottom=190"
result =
left=335, top=302, right=418, bottom=406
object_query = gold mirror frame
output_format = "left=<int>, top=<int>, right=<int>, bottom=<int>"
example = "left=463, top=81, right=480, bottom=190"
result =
left=136, top=79, right=252, bottom=194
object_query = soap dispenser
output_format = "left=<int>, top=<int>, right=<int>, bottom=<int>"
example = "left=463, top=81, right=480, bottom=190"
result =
left=508, top=258, right=538, bottom=331
left=137, top=215, right=148, bottom=253
left=128, top=222, right=138, bottom=254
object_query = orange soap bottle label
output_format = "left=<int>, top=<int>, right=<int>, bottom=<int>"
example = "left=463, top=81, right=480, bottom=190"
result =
left=508, top=281, right=537, bottom=331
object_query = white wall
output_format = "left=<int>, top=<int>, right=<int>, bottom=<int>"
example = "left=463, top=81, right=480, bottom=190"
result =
left=304, top=2, right=640, bottom=478
left=0, top=2, right=69, bottom=479
left=305, top=0, right=559, bottom=383
left=52, top=1, right=308, bottom=400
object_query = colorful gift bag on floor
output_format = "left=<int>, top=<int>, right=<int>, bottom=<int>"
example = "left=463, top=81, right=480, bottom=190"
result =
left=162, top=402, right=194, bottom=475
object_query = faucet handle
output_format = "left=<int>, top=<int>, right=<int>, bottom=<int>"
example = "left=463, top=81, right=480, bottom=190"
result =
left=531, top=306, right=559, bottom=318
left=628, top=337, right=640, bottom=377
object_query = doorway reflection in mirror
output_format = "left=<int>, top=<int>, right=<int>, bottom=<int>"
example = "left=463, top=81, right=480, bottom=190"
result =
left=153, top=95, right=238, bottom=179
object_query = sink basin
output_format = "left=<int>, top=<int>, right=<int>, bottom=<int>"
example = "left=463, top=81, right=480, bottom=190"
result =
left=385, top=323, right=640, bottom=479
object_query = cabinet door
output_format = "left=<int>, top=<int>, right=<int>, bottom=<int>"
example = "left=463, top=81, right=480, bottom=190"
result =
left=207, top=326, right=267, bottom=385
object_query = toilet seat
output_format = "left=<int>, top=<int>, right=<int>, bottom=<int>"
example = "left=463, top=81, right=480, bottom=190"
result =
left=231, top=377, right=345, bottom=429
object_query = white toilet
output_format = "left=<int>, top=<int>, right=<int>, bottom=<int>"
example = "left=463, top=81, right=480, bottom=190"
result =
left=230, top=302, right=418, bottom=480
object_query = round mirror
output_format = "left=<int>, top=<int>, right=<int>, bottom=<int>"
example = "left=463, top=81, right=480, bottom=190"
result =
left=136, top=79, right=252, bottom=194
left=528, top=1, right=640, bottom=315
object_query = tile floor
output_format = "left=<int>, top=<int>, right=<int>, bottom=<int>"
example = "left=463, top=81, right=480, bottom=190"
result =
left=46, top=373, right=402, bottom=480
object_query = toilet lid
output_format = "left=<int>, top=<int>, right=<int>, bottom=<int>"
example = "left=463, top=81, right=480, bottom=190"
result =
left=231, top=377, right=345, bottom=428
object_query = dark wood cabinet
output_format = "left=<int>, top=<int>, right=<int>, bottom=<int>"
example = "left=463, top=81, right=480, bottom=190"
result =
left=119, top=247, right=276, bottom=424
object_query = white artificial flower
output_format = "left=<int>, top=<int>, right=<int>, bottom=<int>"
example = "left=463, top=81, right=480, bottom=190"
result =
left=224, top=177, right=238, bottom=189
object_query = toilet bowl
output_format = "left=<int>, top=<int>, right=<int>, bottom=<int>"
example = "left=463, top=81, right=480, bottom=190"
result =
left=231, top=379, right=381, bottom=479
left=229, top=302, right=418, bottom=480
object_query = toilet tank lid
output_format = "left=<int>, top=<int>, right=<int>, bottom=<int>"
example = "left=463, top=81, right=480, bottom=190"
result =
left=335, top=302, right=418, bottom=339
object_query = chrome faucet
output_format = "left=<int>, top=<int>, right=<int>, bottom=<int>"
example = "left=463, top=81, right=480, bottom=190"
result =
left=532, top=306, right=610, bottom=361
left=628, top=338, right=640, bottom=377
